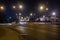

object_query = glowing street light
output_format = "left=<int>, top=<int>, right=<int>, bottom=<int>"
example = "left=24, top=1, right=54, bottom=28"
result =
left=40, top=6, right=44, bottom=10
left=39, top=5, right=48, bottom=11
left=0, top=6, right=4, bottom=10
left=51, top=12, right=56, bottom=23
left=52, top=12, right=56, bottom=16
left=30, top=13, right=33, bottom=16
left=19, top=5, right=23, bottom=9
left=13, top=6, right=16, bottom=9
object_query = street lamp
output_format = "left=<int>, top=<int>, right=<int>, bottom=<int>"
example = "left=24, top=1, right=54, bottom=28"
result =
left=51, top=12, right=56, bottom=23
left=19, top=5, right=23, bottom=9
left=30, top=13, right=33, bottom=16
left=40, top=6, right=44, bottom=10
left=52, top=12, right=56, bottom=16
left=0, top=6, right=4, bottom=10
left=13, top=6, right=16, bottom=9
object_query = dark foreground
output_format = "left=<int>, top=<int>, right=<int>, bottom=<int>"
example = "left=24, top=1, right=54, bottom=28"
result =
left=0, top=24, right=60, bottom=40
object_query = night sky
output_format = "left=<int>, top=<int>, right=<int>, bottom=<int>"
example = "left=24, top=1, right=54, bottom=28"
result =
left=0, top=0, right=60, bottom=18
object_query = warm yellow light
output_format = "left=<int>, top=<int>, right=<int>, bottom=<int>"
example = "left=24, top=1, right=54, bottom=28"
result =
left=0, top=6, right=4, bottom=10
left=40, top=6, right=44, bottom=10
left=19, top=5, right=23, bottom=9
left=30, top=13, right=33, bottom=16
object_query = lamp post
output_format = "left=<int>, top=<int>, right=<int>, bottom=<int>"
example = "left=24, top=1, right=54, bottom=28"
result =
left=0, top=6, right=5, bottom=15
left=19, top=5, right=23, bottom=21
left=51, top=12, right=56, bottom=23
left=13, top=4, right=24, bottom=22
left=45, top=8, right=48, bottom=16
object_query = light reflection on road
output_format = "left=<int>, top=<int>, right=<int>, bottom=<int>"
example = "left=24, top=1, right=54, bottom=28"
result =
left=18, top=26, right=25, bottom=33
left=15, top=24, right=60, bottom=40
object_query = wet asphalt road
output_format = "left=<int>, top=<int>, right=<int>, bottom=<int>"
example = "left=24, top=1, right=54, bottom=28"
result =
left=15, top=24, right=60, bottom=40
left=0, top=23, right=60, bottom=40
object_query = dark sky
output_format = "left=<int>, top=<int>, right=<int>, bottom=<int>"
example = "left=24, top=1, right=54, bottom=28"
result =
left=0, top=0, right=60, bottom=18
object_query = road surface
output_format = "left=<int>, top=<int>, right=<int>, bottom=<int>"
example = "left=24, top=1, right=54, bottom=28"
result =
left=15, top=24, right=60, bottom=40
left=0, top=23, right=60, bottom=40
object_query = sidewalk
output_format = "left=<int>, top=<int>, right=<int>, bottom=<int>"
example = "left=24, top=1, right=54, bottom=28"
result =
left=0, top=26, right=23, bottom=40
